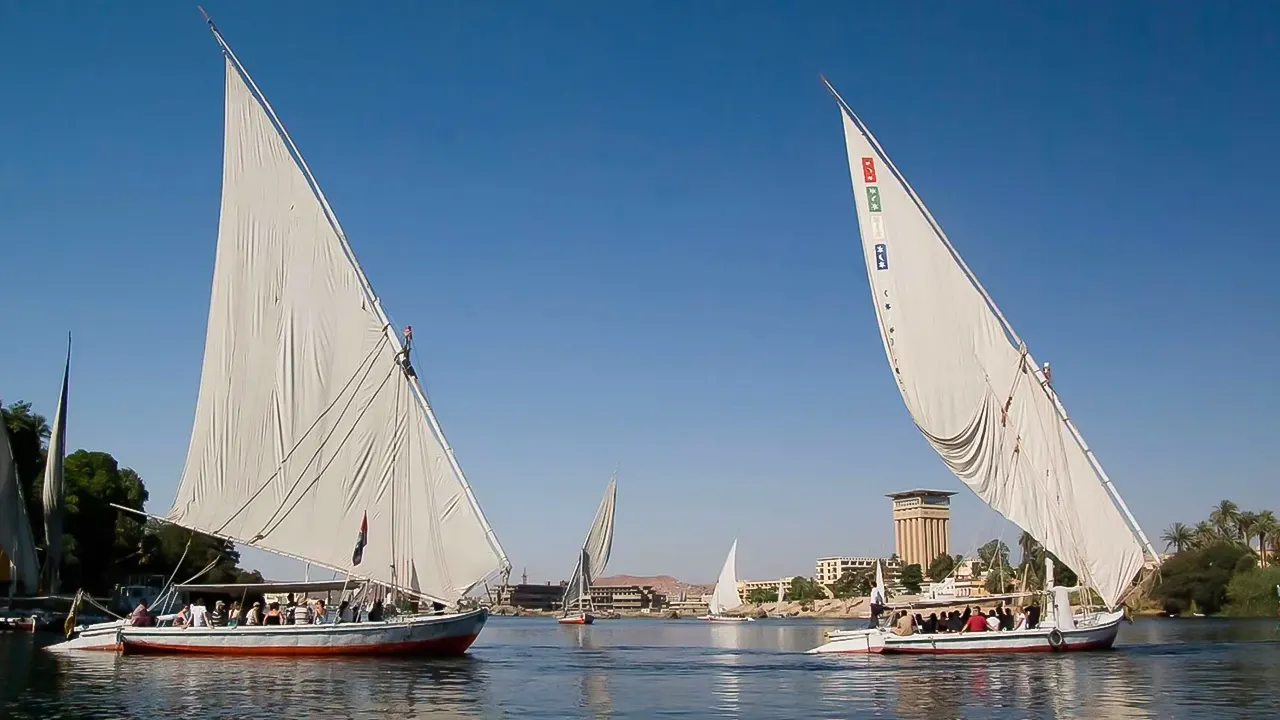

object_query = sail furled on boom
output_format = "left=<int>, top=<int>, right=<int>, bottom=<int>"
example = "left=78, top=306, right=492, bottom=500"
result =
left=41, top=337, right=70, bottom=595
left=166, top=57, right=506, bottom=603
left=834, top=100, right=1144, bottom=609
left=1, top=414, right=40, bottom=595
left=561, top=476, right=618, bottom=609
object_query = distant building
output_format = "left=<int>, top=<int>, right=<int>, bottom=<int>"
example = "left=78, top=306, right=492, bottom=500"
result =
left=502, top=582, right=567, bottom=610
left=923, top=558, right=988, bottom=599
left=888, top=489, right=956, bottom=569
left=814, top=556, right=903, bottom=594
left=589, top=585, right=666, bottom=611
left=739, top=578, right=792, bottom=601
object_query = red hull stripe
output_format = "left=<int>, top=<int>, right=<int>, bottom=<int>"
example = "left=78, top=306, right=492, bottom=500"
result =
left=121, top=632, right=479, bottom=657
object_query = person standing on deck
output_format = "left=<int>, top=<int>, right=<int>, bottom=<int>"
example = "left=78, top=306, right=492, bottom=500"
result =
left=868, top=584, right=886, bottom=628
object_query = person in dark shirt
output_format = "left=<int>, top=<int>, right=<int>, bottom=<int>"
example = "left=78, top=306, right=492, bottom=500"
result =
left=1027, top=604, right=1041, bottom=630
left=923, top=613, right=938, bottom=634
left=946, top=611, right=964, bottom=632
left=128, top=600, right=154, bottom=627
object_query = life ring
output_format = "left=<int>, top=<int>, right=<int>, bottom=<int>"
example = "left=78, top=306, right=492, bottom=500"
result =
left=1048, top=628, right=1065, bottom=651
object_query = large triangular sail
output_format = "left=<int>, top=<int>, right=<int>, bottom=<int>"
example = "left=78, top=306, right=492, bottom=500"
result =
left=828, top=83, right=1153, bottom=609
left=708, top=539, right=742, bottom=615
left=165, top=25, right=508, bottom=604
left=1, top=412, right=40, bottom=596
left=561, top=476, right=618, bottom=612
left=41, top=335, right=70, bottom=595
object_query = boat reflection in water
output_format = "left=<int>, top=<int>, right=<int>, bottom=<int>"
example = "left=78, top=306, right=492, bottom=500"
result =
left=707, top=623, right=746, bottom=716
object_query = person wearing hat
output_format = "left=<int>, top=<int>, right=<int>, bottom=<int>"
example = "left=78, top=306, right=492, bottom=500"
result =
left=245, top=601, right=262, bottom=626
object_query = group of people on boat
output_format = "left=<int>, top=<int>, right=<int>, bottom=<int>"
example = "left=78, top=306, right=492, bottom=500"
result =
left=128, top=594, right=389, bottom=628
left=889, top=603, right=1042, bottom=636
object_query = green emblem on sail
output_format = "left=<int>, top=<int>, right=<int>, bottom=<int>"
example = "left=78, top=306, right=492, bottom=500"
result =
left=866, top=186, right=882, bottom=213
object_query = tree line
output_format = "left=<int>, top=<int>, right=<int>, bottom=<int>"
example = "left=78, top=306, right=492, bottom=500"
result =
left=3, top=400, right=262, bottom=597
left=1155, top=500, right=1280, bottom=616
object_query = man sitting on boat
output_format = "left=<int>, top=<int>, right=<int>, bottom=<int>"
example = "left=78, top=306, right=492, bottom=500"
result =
left=890, top=611, right=914, bottom=637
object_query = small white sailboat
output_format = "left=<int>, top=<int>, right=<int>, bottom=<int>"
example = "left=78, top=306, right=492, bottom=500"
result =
left=1, top=410, right=41, bottom=607
left=808, top=80, right=1156, bottom=655
left=51, top=11, right=509, bottom=657
left=559, top=476, right=618, bottom=625
left=698, top=539, right=753, bottom=622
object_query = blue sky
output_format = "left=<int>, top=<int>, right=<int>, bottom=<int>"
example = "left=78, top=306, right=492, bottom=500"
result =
left=2, top=2, right=1277, bottom=585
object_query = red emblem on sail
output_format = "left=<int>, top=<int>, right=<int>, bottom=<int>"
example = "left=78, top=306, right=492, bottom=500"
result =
left=861, top=157, right=877, bottom=184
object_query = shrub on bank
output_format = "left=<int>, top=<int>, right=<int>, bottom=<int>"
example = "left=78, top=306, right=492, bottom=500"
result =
left=1224, top=567, right=1280, bottom=617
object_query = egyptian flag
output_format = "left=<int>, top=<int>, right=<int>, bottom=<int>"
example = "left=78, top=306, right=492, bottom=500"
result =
left=352, top=512, right=368, bottom=566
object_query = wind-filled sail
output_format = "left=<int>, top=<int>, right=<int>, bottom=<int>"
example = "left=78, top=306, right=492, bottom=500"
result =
left=166, top=57, right=507, bottom=603
left=708, top=539, right=742, bottom=615
left=834, top=100, right=1144, bottom=608
left=562, top=476, right=617, bottom=611
left=41, top=337, right=70, bottom=595
left=1, top=415, right=40, bottom=595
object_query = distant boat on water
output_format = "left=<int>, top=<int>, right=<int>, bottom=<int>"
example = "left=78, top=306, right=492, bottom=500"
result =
left=559, top=475, right=618, bottom=625
left=698, top=539, right=752, bottom=623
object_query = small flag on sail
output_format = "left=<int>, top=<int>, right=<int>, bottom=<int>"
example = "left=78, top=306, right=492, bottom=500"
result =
left=352, top=512, right=368, bottom=566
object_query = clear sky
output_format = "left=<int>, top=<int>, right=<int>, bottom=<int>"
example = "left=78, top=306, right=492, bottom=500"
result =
left=2, top=2, right=1277, bottom=585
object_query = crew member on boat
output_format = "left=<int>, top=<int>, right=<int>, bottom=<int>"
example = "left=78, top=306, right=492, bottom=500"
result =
left=868, top=584, right=886, bottom=628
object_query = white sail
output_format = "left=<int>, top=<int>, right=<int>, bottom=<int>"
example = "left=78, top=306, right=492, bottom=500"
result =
left=1, top=412, right=40, bottom=595
left=874, top=559, right=885, bottom=596
left=165, top=52, right=507, bottom=604
left=832, top=94, right=1146, bottom=608
left=708, top=539, right=742, bottom=615
left=561, top=476, right=618, bottom=610
left=41, top=336, right=70, bottom=595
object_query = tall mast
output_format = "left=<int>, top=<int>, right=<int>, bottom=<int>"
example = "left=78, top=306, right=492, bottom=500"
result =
left=821, top=77, right=1160, bottom=566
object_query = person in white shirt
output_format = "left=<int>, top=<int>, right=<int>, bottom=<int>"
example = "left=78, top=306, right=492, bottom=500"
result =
left=187, top=599, right=210, bottom=628
left=868, top=585, right=887, bottom=628
left=292, top=599, right=313, bottom=625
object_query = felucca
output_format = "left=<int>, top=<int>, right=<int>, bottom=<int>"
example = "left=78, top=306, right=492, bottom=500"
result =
left=558, top=475, right=618, bottom=625
left=809, top=80, right=1157, bottom=655
left=55, top=11, right=509, bottom=656
left=698, top=539, right=752, bottom=622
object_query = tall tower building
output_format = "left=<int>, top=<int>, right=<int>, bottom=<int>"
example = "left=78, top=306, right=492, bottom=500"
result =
left=888, top=489, right=956, bottom=569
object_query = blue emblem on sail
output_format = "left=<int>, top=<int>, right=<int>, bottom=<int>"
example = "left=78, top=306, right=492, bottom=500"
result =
left=874, top=244, right=888, bottom=271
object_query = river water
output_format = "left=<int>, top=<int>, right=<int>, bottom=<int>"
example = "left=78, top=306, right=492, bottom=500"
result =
left=1, top=617, right=1278, bottom=718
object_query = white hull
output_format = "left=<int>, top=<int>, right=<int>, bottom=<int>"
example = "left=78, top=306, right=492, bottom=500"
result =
left=116, top=609, right=487, bottom=656
left=808, top=611, right=1124, bottom=655
left=697, top=615, right=754, bottom=623
left=44, top=620, right=127, bottom=652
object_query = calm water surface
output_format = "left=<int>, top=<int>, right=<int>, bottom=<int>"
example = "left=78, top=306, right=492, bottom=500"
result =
left=2, top=617, right=1278, bottom=718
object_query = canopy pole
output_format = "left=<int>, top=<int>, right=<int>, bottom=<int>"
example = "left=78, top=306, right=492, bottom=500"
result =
left=109, top=504, right=451, bottom=607
left=820, top=76, right=1160, bottom=569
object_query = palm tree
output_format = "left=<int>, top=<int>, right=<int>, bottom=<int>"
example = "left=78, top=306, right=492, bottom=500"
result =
left=1192, top=521, right=1217, bottom=549
left=1209, top=500, right=1241, bottom=541
left=1254, top=511, right=1277, bottom=567
left=1161, top=523, right=1194, bottom=554
left=1238, top=511, right=1260, bottom=555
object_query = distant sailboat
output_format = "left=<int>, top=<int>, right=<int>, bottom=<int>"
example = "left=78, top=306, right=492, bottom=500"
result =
left=51, top=11, right=508, bottom=656
left=809, top=79, right=1155, bottom=655
left=559, top=476, right=618, bottom=625
left=698, top=539, right=752, bottom=622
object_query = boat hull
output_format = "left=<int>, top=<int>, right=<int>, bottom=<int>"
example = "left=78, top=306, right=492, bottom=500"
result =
left=44, top=621, right=126, bottom=652
left=117, top=609, right=487, bottom=657
left=557, top=613, right=594, bottom=625
left=697, top=615, right=754, bottom=623
left=808, top=611, right=1124, bottom=655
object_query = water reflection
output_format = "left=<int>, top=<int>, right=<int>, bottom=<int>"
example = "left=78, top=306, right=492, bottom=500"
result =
left=1, top=618, right=1278, bottom=718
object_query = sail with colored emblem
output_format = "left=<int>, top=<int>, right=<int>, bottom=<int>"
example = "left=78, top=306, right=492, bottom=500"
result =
left=164, top=30, right=508, bottom=605
left=827, top=80, right=1157, bottom=610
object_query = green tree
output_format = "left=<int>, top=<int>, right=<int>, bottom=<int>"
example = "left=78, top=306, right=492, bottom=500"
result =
left=1209, top=500, right=1241, bottom=541
left=1191, top=521, right=1217, bottom=549
left=1161, top=523, right=1194, bottom=554
left=746, top=587, right=778, bottom=604
left=59, top=450, right=149, bottom=593
left=1016, top=531, right=1078, bottom=591
left=2, top=401, right=50, bottom=540
left=926, top=552, right=955, bottom=583
left=1255, top=511, right=1278, bottom=567
left=831, top=570, right=874, bottom=599
left=1224, top=567, right=1280, bottom=616
left=977, top=539, right=1011, bottom=574
left=787, top=576, right=826, bottom=602
left=1154, top=541, right=1251, bottom=616
left=900, top=564, right=923, bottom=594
